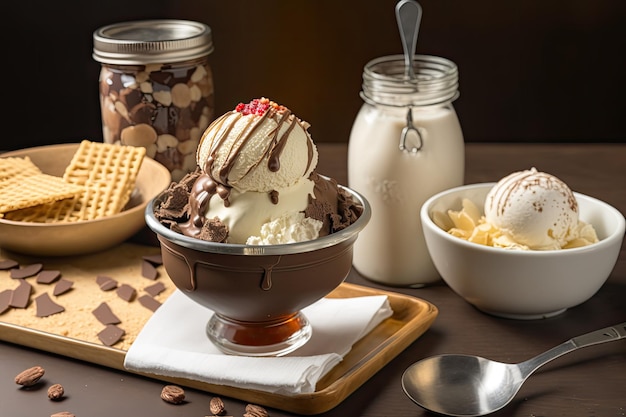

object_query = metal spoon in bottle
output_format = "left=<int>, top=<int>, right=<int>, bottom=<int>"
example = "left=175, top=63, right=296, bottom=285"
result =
left=395, top=0, right=424, bottom=153
left=395, top=0, right=422, bottom=79
left=402, top=322, right=626, bottom=416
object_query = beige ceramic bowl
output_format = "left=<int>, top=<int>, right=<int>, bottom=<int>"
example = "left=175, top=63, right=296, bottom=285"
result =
left=0, top=143, right=171, bottom=256
left=421, top=183, right=625, bottom=319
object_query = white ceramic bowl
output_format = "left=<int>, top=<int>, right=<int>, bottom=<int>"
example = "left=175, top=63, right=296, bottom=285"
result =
left=421, top=183, right=625, bottom=319
left=0, top=143, right=171, bottom=256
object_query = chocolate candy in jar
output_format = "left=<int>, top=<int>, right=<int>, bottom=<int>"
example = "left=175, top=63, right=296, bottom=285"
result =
left=348, top=54, right=465, bottom=287
left=93, top=19, right=215, bottom=181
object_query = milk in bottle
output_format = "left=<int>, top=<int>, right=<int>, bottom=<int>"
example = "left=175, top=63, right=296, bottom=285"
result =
left=348, top=54, right=464, bottom=286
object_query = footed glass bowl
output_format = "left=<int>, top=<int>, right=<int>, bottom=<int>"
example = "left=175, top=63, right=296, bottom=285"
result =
left=145, top=185, right=371, bottom=356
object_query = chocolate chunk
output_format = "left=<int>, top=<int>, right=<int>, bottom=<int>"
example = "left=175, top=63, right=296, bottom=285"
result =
left=198, top=217, right=228, bottom=242
left=9, top=280, right=31, bottom=308
left=141, top=260, right=158, bottom=280
left=53, top=279, right=74, bottom=296
left=119, top=87, right=144, bottom=111
left=129, top=102, right=156, bottom=124
left=96, top=275, right=118, bottom=291
left=155, top=185, right=191, bottom=220
left=116, top=284, right=136, bottom=302
left=153, top=171, right=200, bottom=223
left=154, top=147, right=181, bottom=172
left=190, top=99, right=209, bottom=122
left=144, top=281, right=166, bottom=297
left=150, top=70, right=174, bottom=87
left=176, top=106, right=195, bottom=130
left=152, top=106, right=170, bottom=135
left=92, top=302, right=121, bottom=325
left=36, top=270, right=61, bottom=284
left=97, top=324, right=125, bottom=346
left=0, top=259, right=18, bottom=270
left=142, top=254, right=163, bottom=266
left=10, top=263, right=43, bottom=279
left=0, top=289, right=12, bottom=314
left=35, top=293, right=65, bottom=317
left=138, top=294, right=161, bottom=312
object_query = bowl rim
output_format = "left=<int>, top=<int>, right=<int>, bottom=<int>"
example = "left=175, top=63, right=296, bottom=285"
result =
left=145, top=183, right=372, bottom=256
left=0, top=142, right=171, bottom=228
left=421, top=182, right=626, bottom=256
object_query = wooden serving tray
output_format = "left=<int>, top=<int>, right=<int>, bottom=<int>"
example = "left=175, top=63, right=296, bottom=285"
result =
left=0, top=246, right=437, bottom=415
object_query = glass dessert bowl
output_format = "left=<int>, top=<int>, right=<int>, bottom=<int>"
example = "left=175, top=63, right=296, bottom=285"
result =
left=145, top=185, right=370, bottom=357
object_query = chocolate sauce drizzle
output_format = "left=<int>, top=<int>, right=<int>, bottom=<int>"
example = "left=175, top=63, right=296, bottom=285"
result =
left=490, top=168, right=578, bottom=217
left=180, top=104, right=315, bottom=238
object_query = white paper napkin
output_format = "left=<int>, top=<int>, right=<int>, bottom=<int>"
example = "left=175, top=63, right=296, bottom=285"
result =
left=124, top=290, right=392, bottom=395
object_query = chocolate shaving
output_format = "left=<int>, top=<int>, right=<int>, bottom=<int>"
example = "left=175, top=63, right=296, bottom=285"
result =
left=10, top=263, right=43, bottom=279
left=142, top=254, right=163, bottom=266
left=116, top=284, right=136, bottom=302
left=9, top=279, right=31, bottom=308
left=0, top=289, right=12, bottom=314
left=36, top=270, right=61, bottom=284
left=97, top=324, right=125, bottom=346
left=53, top=279, right=74, bottom=296
left=0, top=259, right=18, bottom=270
left=138, top=294, right=161, bottom=312
left=144, top=281, right=166, bottom=297
left=141, top=260, right=158, bottom=280
left=154, top=182, right=193, bottom=221
left=304, top=194, right=335, bottom=236
left=35, top=293, right=65, bottom=317
left=92, top=302, right=121, bottom=325
left=96, top=275, right=118, bottom=291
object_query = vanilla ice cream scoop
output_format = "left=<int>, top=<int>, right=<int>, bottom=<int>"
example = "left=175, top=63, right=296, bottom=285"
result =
left=183, top=98, right=323, bottom=243
left=484, top=167, right=579, bottom=250
left=196, top=97, right=318, bottom=193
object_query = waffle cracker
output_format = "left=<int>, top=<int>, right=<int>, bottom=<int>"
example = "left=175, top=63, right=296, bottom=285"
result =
left=5, top=184, right=104, bottom=222
left=5, top=141, right=146, bottom=222
left=0, top=173, right=85, bottom=214
left=0, top=156, right=42, bottom=182
left=63, top=140, right=146, bottom=215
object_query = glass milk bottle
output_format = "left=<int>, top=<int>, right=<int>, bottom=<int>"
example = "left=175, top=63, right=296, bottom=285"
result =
left=348, top=54, right=464, bottom=287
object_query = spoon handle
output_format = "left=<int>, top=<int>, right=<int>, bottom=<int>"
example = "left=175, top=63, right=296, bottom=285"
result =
left=395, top=0, right=422, bottom=79
left=519, top=322, right=626, bottom=378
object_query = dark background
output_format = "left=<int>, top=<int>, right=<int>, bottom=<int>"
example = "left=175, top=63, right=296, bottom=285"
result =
left=4, top=0, right=626, bottom=150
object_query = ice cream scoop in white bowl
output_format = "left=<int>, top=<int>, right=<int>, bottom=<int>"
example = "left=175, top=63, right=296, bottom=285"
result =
left=421, top=183, right=625, bottom=319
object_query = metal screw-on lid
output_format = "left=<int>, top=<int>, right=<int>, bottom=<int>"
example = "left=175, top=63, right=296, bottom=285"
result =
left=93, top=19, right=214, bottom=65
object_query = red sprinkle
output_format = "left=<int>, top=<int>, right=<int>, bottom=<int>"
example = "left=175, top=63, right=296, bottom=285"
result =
left=235, top=97, right=285, bottom=116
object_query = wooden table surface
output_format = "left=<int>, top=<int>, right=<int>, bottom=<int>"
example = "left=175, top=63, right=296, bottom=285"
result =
left=1, top=143, right=625, bottom=416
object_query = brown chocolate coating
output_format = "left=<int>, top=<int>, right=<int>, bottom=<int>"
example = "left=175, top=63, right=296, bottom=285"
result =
left=156, top=232, right=356, bottom=323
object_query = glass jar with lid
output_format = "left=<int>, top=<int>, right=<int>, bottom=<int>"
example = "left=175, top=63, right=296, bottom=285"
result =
left=348, top=54, right=465, bottom=287
left=93, top=19, right=215, bottom=181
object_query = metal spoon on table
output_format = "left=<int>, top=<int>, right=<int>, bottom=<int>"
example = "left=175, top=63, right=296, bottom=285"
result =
left=402, top=322, right=626, bottom=416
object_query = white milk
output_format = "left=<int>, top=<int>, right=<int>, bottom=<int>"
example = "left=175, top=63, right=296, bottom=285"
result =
left=348, top=55, right=465, bottom=287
